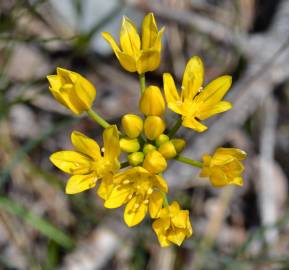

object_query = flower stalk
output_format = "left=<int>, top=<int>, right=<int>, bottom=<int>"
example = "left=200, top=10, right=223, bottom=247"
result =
left=86, top=108, right=110, bottom=129
left=175, top=155, right=203, bottom=168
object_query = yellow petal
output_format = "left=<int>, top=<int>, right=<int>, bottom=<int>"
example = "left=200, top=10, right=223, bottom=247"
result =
left=154, top=175, right=168, bottom=192
left=171, top=211, right=189, bottom=229
left=181, top=56, right=204, bottom=101
left=104, top=185, right=131, bottom=208
left=47, top=75, right=61, bottom=91
left=120, top=16, right=141, bottom=56
left=65, top=174, right=96, bottom=194
left=163, top=73, right=182, bottom=114
left=210, top=167, right=228, bottom=187
left=136, top=49, right=161, bottom=74
left=71, top=131, right=101, bottom=161
left=149, top=191, right=163, bottom=218
left=197, top=101, right=232, bottom=120
left=182, top=117, right=207, bottom=132
left=141, top=13, right=158, bottom=50
left=215, top=148, right=247, bottom=160
left=103, top=125, right=120, bottom=161
left=124, top=197, right=148, bottom=227
left=167, top=228, right=186, bottom=246
left=231, top=176, right=243, bottom=186
left=102, top=32, right=137, bottom=72
left=97, top=174, right=114, bottom=200
left=197, top=75, right=232, bottom=105
left=152, top=27, right=165, bottom=51
left=50, top=151, right=91, bottom=175
left=152, top=218, right=171, bottom=247
left=74, top=76, right=96, bottom=110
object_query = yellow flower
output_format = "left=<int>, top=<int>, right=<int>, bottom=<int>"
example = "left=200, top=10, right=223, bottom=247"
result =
left=50, top=125, right=120, bottom=194
left=163, top=56, right=232, bottom=132
left=102, top=13, right=164, bottom=74
left=200, top=147, right=247, bottom=187
left=121, top=114, right=143, bottom=138
left=100, top=167, right=168, bottom=227
left=152, top=201, right=192, bottom=247
left=47, top=67, right=96, bottom=115
left=139, top=86, right=165, bottom=116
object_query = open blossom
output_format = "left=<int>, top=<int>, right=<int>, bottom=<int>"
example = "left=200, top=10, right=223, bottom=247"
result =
left=102, top=13, right=164, bottom=74
left=200, top=148, right=247, bottom=187
left=164, top=56, right=232, bottom=132
left=50, top=125, right=120, bottom=194
left=47, top=67, right=96, bottom=115
left=153, top=201, right=192, bottom=247
left=99, top=166, right=168, bottom=227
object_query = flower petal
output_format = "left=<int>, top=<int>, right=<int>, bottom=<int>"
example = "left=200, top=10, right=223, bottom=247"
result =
left=50, top=151, right=91, bottom=175
left=102, top=32, right=137, bottom=72
left=104, top=185, right=131, bottom=209
left=163, top=73, right=182, bottom=114
left=136, top=49, right=160, bottom=74
left=197, top=75, right=232, bottom=105
left=103, top=125, right=120, bottom=162
left=181, top=56, right=204, bottom=101
left=215, top=148, right=247, bottom=160
left=167, top=228, right=186, bottom=246
left=197, top=101, right=232, bottom=120
left=182, top=117, right=208, bottom=132
left=71, top=131, right=101, bottom=161
left=65, top=173, right=96, bottom=194
left=97, top=174, right=114, bottom=200
left=149, top=191, right=163, bottom=218
left=124, top=197, right=148, bottom=227
left=120, top=16, right=140, bottom=55
left=141, top=13, right=158, bottom=50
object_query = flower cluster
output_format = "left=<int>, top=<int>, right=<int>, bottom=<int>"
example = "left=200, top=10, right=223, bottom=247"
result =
left=47, top=13, right=247, bottom=247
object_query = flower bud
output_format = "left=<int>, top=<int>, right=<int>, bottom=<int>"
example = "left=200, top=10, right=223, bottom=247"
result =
left=143, top=150, right=167, bottom=174
left=171, top=138, right=186, bottom=153
left=143, top=143, right=156, bottom=155
left=144, top=116, right=166, bottom=140
left=128, top=152, right=144, bottom=166
left=121, top=114, right=143, bottom=138
left=139, top=86, right=165, bottom=116
left=155, top=134, right=169, bottom=147
left=47, top=67, right=96, bottom=115
left=120, top=138, right=140, bottom=153
left=158, top=141, right=177, bottom=159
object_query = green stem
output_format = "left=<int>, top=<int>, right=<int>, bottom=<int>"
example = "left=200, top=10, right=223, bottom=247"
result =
left=120, top=161, right=129, bottom=169
left=86, top=108, right=110, bottom=129
left=139, top=73, right=146, bottom=94
left=167, top=117, right=182, bottom=138
left=161, top=191, right=169, bottom=208
left=175, top=155, right=203, bottom=168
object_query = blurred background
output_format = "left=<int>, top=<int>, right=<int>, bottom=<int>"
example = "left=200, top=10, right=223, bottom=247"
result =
left=1, top=0, right=289, bottom=269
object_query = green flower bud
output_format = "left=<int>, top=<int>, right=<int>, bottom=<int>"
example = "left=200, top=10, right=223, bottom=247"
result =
left=128, top=152, right=144, bottom=166
left=155, top=134, right=170, bottom=147
left=143, top=143, right=157, bottom=155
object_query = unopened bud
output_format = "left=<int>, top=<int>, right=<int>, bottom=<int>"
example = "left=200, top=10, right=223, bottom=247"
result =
left=128, top=152, right=144, bottom=166
left=143, top=150, right=167, bottom=174
left=139, top=85, right=165, bottom=116
left=121, top=114, right=143, bottom=138
left=120, top=138, right=140, bottom=153
left=144, top=116, right=165, bottom=140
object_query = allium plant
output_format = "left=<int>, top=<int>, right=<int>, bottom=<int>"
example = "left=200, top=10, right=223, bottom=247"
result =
left=47, top=13, right=247, bottom=247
